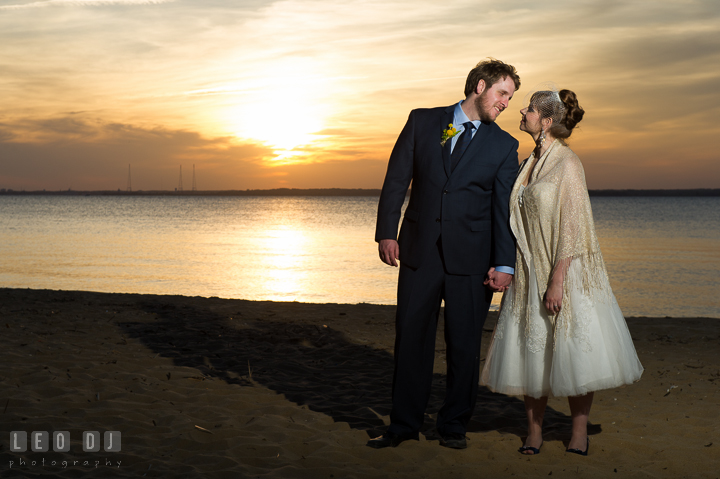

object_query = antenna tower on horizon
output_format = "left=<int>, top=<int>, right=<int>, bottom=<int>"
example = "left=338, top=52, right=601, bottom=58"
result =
left=126, top=164, right=132, bottom=192
left=178, top=165, right=184, bottom=192
left=192, top=164, right=197, bottom=191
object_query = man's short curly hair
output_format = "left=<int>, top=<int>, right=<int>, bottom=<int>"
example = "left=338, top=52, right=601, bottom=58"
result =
left=464, top=58, right=521, bottom=97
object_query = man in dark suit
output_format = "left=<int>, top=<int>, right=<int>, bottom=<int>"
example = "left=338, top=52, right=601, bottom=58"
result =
left=369, top=59, right=521, bottom=450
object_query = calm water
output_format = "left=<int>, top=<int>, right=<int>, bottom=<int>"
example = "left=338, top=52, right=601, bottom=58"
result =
left=1, top=195, right=718, bottom=318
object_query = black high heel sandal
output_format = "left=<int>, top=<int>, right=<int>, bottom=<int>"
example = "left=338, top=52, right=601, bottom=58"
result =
left=518, top=441, right=543, bottom=455
left=565, top=437, right=589, bottom=456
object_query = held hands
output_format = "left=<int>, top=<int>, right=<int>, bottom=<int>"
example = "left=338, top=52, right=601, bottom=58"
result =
left=484, top=267, right=512, bottom=292
left=378, top=239, right=400, bottom=267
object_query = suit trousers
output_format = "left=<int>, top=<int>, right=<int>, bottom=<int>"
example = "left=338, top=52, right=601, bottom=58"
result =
left=388, top=235, right=492, bottom=436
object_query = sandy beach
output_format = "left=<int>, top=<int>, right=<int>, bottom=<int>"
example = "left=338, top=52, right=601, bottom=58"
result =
left=1, top=287, right=718, bottom=478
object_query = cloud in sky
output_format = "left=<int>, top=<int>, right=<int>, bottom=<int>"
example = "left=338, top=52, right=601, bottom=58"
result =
left=0, top=0, right=719, bottom=190
left=0, top=116, right=387, bottom=190
left=0, top=0, right=172, bottom=9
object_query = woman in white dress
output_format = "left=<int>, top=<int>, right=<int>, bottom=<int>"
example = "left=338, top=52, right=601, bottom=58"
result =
left=481, top=88, right=643, bottom=456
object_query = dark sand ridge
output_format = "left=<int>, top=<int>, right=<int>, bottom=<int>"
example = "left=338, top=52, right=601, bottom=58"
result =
left=1, top=288, right=718, bottom=478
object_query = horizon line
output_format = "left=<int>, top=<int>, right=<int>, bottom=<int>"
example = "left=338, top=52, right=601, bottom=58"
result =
left=2, top=188, right=720, bottom=197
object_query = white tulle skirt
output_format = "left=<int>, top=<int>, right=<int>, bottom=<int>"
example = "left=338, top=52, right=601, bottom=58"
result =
left=481, top=260, right=643, bottom=398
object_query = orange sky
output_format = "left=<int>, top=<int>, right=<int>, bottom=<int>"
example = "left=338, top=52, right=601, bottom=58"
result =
left=1, top=0, right=719, bottom=191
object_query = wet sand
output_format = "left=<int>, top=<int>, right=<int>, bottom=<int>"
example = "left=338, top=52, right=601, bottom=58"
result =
left=1, top=288, right=718, bottom=478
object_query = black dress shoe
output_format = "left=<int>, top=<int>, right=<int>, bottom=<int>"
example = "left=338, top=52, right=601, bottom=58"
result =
left=366, top=431, right=419, bottom=448
left=439, top=433, right=467, bottom=449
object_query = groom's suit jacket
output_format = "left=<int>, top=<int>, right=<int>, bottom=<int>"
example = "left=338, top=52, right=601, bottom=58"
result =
left=376, top=105, right=518, bottom=275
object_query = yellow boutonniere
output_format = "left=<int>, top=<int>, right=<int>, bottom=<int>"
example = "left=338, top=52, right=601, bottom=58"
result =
left=440, top=123, right=459, bottom=146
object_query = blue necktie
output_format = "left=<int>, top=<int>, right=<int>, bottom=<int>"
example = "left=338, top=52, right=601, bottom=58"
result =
left=451, top=122, right=475, bottom=172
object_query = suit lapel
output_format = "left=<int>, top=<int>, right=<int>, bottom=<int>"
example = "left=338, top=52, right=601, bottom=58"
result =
left=441, top=107, right=454, bottom=177
left=453, top=121, right=492, bottom=172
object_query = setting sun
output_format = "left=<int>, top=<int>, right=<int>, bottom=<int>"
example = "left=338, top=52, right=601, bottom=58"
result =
left=223, top=58, right=332, bottom=163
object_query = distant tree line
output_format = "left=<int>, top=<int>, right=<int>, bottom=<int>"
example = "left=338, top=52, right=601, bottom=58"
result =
left=587, top=189, right=720, bottom=197
left=1, top=188, right=719, bottom=197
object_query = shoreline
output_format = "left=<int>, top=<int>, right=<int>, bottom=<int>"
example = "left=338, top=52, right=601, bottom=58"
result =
left=3, top=287, right=718, bottom=321
left=1, top=287, right=718, bottom=478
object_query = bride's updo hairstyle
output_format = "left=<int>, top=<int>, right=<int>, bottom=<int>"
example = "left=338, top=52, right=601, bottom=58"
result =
left=528, top=88, right=585, bottom=141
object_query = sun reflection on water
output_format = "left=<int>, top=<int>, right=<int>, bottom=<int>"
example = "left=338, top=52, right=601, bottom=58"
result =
left=261, top=227, right=308, bottom=300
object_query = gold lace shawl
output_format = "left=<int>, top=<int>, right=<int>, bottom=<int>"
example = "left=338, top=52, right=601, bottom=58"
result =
left=509, top=139, right=611, bottom=328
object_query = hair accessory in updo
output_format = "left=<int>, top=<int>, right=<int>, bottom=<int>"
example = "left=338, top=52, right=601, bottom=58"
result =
left=523, top=82, right=565, bottom=126
left=523, top=82, right=583, bottom=141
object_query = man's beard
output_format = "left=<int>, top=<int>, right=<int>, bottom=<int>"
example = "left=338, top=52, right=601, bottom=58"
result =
left=474, top=91, right=498, bottom=123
